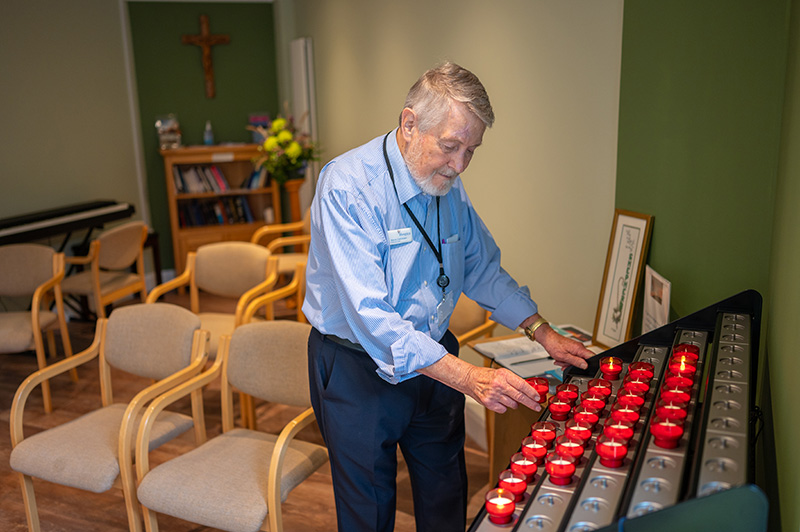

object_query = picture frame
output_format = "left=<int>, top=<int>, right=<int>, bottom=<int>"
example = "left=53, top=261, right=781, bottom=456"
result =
left=592, top=209, right=654, bottom=349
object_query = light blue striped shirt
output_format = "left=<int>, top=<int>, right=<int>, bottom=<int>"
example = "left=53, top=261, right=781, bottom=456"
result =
left=302, top=129, right=537, bottom=383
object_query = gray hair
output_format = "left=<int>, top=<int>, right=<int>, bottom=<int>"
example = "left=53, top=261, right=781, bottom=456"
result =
left=401, top=62, right=495, bottom=132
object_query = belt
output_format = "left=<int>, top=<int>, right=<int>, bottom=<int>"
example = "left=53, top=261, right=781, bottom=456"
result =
left=324, top=334, right=367, bottom=353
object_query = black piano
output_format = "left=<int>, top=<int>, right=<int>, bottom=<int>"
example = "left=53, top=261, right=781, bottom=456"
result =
left=0, top=200, right=135, bottom=249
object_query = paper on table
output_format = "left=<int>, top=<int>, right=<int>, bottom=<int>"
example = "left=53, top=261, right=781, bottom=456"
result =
left=472, top=336, right=557, bottom=379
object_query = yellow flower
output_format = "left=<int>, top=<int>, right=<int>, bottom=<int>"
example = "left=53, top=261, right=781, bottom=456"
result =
left=270, top=118, right=287, bottom=133
left=277, top=129, right=293, bottom=144
left=263, top=136, right=279, bottom=152
left=285, top=141, right=302, bottom=161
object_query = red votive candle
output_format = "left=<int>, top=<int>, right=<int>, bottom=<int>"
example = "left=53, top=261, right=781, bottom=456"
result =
left=555, top=434, right=585, bottom=461
left=526, top=377, right=550, bottom=404
left=600, top=356, right=623, bottom=380
left=510, top=452, right=537, bottom=482
left=548, top=395, right=572, bottom=421
left=580, top=390, right=607, bottom=412
left=498, top=469, right=528, bottom=502
left=531, top=421, right=558, bottom=447
left=521, top=436, right=548, bottom=464
left=655, top=398, right=688, bottom=421
left=565, top=418, right=593, bottom=444
left=545, top=451, right=577, bottom=485
left=664, top=374, right=693, bottom=390
left=555, top=383, right=580, bottom=404
left=610, top=402, right=640, bottom=424
left=596, top=434, right=628, bottom=468
left=587, top=378, right=613, bottom=399
left=573, top=404, right=601, bottom=427
left=603, top=418, right=635, bottom=442
left=485, top=488, right=516, bottom=524
left=622, top=374, right=651, bottom=395
left=616, top=389, right=646, bottom=408
left=668, top=356, right=697, bottom=378
left=650, top=416, right=684, bottom=448
left=627, top=361, right=655, bottom=380
left=660, top=384, right=691, bottom=404
left=673, top=343, right=700, bottom=362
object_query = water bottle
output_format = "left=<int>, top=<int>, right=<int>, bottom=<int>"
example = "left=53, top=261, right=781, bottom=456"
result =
left=203, top=120, right=214, bottom=145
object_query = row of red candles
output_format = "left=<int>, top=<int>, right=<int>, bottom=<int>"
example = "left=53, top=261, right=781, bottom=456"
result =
left=484, top=344, right=701, bottom=524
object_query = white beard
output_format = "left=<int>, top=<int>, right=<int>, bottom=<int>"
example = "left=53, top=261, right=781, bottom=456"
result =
left=405, top=139, right=457, bottom=196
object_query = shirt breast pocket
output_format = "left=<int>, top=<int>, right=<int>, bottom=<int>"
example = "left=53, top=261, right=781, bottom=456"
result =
left=442, top=239, right=464, bottom=295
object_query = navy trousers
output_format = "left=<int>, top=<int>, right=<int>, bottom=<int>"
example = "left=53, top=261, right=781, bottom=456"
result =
left=308, top=328, right=467, bottom=532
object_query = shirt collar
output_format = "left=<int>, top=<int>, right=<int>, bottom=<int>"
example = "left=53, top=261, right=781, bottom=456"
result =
left=386, top=128, right=425, bottom=205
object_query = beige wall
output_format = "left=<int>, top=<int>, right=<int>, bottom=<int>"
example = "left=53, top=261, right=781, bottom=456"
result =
left=277, top=0, right=624, bottom=331
left=0, top=0, right=143, bottom=224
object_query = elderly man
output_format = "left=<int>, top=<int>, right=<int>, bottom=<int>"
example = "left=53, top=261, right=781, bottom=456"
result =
left=303, top=62, right=593, bottom=532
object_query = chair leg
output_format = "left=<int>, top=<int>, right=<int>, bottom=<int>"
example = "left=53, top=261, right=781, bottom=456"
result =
left=142, top=506, right=161, bottom=532
left=18, top=473, right=42, bottom=532
left=240, top=392, right=257, bottom=429
left=33, top=346, right=52, bottom=414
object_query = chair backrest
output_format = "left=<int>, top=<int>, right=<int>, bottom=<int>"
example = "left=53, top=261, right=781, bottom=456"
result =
left=301, top=208, right=311, bottom=235
left=104, top=303, right=201, bottom=380
left=225, top=320, right=312, bottom=407
left=0, top=244, right=57, bottom=297
left=96, top=221, right=147, bottom=270
left=194, top=241, right=272, bottom=298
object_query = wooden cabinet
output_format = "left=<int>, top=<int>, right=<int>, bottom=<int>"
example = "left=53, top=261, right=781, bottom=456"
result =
left=160, top=144, right=281, bottom=274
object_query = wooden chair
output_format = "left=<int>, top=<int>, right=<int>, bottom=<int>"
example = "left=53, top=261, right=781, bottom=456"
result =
left=0, top=243, right=75, bottom=413
left=9, top=303, right=210, bottom=532
left=147, top=241, right=282, bottom=429
left=450, top=294, right=497, bottom=347
left=146, top=241, right=281, bottom=358
left=135, top=318, right=328, bottom=532
left=250, top=208, right=311, bottom=279
left=61, top=221, right=149, bottom=319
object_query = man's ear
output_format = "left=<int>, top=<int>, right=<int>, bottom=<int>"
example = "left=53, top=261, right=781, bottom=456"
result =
left=399, top=108, right=417, bottom=141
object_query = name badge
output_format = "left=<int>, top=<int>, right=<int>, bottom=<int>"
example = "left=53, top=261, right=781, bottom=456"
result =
left=387, top=227, right=413, bottom=246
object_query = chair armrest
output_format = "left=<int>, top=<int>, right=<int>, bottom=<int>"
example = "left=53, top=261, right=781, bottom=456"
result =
left=64, top=241, right=99, bottom=265
left=266, top=234, right=311, bottom=254
left=266, top=407, right=322, bottom=530
left=251, top=220, right=306, bottom=244
left=9, top=319, right=106, bottom=446
left=456, top=320, right=498, bottom=347
left=134, top=335, right=223, bottom=481
left=145, top=266, right=191, bottom=303
left=234, top=256, right=279, bottom=327
left=242, top=261, right=306, bottom=322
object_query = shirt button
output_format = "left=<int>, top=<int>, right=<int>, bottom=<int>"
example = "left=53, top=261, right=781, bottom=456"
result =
left=424, top=281, right=428, bottom=287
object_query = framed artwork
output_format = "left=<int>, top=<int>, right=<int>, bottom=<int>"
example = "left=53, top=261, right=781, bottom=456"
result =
left=592, top=209, right=654, bottom=349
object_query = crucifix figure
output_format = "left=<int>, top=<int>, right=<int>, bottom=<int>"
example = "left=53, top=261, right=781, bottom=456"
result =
left=181, top=14, right=230, bottom=98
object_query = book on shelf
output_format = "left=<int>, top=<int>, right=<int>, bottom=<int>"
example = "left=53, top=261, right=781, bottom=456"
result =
left=177, top=195, right=258, bottom=227
left=176, top=165, right=232, bottom=193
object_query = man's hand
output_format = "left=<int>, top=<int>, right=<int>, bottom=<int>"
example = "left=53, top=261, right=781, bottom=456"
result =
left=521, top=314, right=594, bottom=370
left=418, top=355, right=543, bottom=414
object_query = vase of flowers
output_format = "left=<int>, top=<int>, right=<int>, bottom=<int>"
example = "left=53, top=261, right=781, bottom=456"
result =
left=248, top=114, right=318, bottom=185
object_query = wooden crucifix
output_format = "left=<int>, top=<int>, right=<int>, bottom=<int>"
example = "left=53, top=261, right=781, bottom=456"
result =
left=181, top=14, right=230, bottom=98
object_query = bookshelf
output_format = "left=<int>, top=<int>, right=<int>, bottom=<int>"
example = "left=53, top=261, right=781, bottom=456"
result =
left=161, top=144, right=282, bottom=274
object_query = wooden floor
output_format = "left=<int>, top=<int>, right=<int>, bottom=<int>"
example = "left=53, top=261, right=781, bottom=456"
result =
left=1, top=298, right=491, bottom=532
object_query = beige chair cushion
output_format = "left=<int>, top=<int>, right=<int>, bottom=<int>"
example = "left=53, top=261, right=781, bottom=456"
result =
left=0, top=311, right=57, bottom=353
left=97, top=221, right=147, bottom=270
left=60, top=270, right=142, bottom=297
left=227, top=321, right=312, bottom=407
left=10, top=403, right=193, bottom=493
left=195, top=242, right=271, bottom=298
left=137, top=428, right=328, bottom=532
left=0, top=244, right=55, bottom=296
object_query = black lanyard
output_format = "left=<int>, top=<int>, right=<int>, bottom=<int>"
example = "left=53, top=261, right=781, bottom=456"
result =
left=382, top=132, right=450, bottom=294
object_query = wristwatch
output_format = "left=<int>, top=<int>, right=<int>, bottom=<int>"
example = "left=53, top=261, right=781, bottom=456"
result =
left=524, top=317, right=549, bottom=341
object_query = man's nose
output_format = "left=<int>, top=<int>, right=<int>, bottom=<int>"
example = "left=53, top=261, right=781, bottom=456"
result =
left=450, top=151, right=470, bottom=174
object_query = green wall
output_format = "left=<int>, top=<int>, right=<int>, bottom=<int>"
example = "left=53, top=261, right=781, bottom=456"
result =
left=769, top=0, right=800, bottom=529
left=616, top=1, right=787, bottom=318
left=128, top=2, right=279, bottom=269
left=616, top=1, right=795, bottom=529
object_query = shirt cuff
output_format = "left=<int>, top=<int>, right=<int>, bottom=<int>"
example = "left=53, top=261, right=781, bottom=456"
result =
left=490, top=285, right=538, bottom=330
left=377, top=330, right=448, bottom=384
